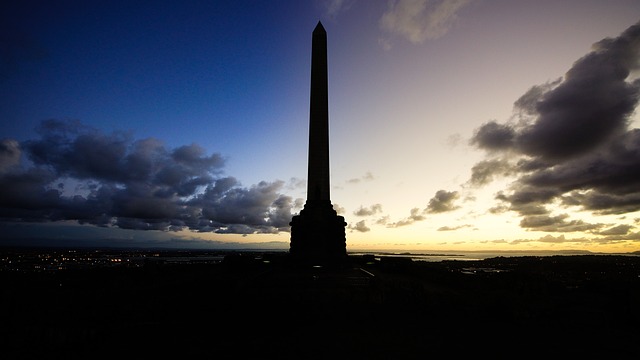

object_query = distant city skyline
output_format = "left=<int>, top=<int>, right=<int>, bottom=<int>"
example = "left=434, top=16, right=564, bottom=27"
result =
left=2, top=1, right=640, bottom=253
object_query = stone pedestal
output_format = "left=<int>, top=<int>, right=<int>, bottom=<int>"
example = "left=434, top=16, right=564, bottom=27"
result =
left=289, top=200, right=346, bottom=262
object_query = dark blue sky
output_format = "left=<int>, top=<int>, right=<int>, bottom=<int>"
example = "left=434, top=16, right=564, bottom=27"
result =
left=3, top=1, right=309, bottom=146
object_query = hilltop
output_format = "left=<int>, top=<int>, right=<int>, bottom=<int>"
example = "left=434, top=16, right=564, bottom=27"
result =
left=1, top=250, right=639, bottom=358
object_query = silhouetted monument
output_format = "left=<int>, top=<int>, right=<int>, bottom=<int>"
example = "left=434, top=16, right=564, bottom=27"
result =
left=289, top=22, right=347, bottom=262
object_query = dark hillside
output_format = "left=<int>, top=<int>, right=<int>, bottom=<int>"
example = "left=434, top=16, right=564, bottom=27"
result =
left=2, top=251, right=638, bottom=359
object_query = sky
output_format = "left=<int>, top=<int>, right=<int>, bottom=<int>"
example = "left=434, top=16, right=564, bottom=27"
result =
left=2, top=0, right=640, bottom=253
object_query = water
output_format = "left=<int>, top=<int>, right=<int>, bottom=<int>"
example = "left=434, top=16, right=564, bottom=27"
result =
left=348, top=249, right=598, bottom=262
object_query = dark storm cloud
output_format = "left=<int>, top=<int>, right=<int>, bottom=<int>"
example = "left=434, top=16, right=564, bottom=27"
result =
left=25, top=120, right=224, bottom=189
left=0, top=168, right=59, bottom=219
left=194, top=179, right=291, bottom=231
left=470, top=121, right=516, bottom=152
left=512, top=80, right=562, bottom=116
left=468, top=22, right=640, bottom=232
left=0, top=120, right=296, bottom=235
left=495, top=187, right=560, bottom=214
left=472, top=21, right=640, bottom=162
left=505, top=202, right=550, bottom=216
left=518, top=25, right=640, bottom=161
left=268, top=194, right=299, bottom=230
left=512, top=128, right=640, bottom=215
left=561, top=189, right=640, bottom=215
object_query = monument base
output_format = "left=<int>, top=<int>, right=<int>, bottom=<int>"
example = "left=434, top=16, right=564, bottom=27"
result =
left=289, top=200, right=347, bottom=263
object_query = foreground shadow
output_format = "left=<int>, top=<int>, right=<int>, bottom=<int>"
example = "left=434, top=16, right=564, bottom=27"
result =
left=2, top=251, right=639, bottom=359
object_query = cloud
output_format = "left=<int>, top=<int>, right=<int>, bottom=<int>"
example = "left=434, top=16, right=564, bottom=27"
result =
left=380, top=0, right=471, bottom=46
left=387, top=207, right=426, bottom=227
left=507, top=234, right=591, bottom=245
left=446, top=133, right=462, bottom=148
left=349, top=220, right=370, bottom=232
left=323, top=0, right=355, bottom=18
left=468, top=21, right=640, bottom=232
left=519, top=214, right=602, bottom=233
left=191, top=179, right=296, bottom=233
left=0, top=139, right=21, bottom=172
left=378, top=37, right=392, bottom=51
left=285, top=177, right=306, bottom=191
left=354, top=203, right=383, bottom=216
left=469, top=121, right=516, bottom=153
left=332, top=203, right=346, bottom=215
left=512, top=79, right=562, bottom=117
left=472, top=21, right=640, bottom=160
left=346, top=171, right=374, bottom=184
left=387, top=189, right=459, bottom=228
left=437, top=224, right=472, bottom=231
left=0, top=120, right=297, bottom=236
left=375, top=215, right=390, bottom=225
left=596, top=224, right=632, bottom=236
left=425, top=189, right=460, bottom=213
left=467, top=159, right=513, bottom=187
left=0, top=222, right=291, bottom=249
left=530, top=234, right=591, bottom=244
left=600, top=231, right=640, bottom=241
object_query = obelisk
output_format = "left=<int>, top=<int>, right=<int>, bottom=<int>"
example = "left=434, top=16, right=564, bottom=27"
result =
left=289, top=22, right=347, bottom=262
left=307, top=21, right=330, bottom=203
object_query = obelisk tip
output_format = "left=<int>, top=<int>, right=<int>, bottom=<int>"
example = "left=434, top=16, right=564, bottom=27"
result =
left=314, top=21, right=325, bottom=33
